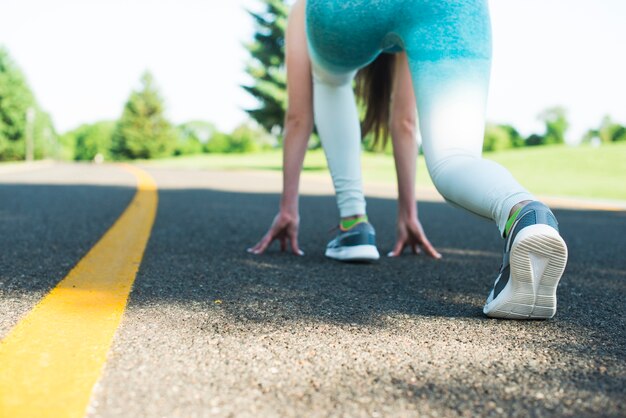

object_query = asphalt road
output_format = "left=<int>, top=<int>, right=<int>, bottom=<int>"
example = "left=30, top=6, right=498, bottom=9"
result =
left=1, top=163, right=625, bottom=418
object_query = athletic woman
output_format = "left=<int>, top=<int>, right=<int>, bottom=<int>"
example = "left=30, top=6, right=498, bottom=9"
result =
left=249, top=0, right=441, bottom=260
left=254, top=0, right=568, bottom=319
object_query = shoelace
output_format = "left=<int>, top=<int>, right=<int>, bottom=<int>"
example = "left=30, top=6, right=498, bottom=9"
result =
left=328, top=224, right=340, bottom=234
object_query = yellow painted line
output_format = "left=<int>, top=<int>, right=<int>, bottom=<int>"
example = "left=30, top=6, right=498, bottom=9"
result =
left=0, top=164, right=157, bottom=418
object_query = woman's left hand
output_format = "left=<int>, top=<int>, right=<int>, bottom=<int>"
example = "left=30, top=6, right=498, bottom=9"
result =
left=388, top=213, right=442, bottom=259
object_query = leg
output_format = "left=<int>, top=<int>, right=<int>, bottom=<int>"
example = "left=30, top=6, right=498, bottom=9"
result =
left=410, top=58, right=567, bottom=318
left=305, top=0, right=387, bottom=219
left=311, top=62, right=379, bottom=261
left=403, top=1, right=567, bottom=318
left=305, top=0, right=389, bottom=219
left=409, top=57, right=534, bottom=235
left=310, top=61, right=365, bottom=219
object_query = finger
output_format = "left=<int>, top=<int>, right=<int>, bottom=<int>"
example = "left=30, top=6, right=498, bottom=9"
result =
left=250, top=233, right=274, bottom=255
left=420, top=238, right=442, bottom=259
left=247, top=240, right=263, bottom=254
left=280, top=237, right=287, bottom=252
left=289, top=234, right=304, bottom=256
left=411, top=244, right=422, bottom=255
left=387, top=240, right=405, bottom=257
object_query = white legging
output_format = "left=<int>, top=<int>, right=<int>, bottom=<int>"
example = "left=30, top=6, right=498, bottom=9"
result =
left=312, top=59, right=534, bottom=235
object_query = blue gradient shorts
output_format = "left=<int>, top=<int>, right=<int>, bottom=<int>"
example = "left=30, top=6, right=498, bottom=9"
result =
left=306, top=0, right=492, bottom=74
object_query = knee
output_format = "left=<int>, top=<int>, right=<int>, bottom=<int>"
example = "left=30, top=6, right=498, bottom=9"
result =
left=425, top=150, right=477, bottom=190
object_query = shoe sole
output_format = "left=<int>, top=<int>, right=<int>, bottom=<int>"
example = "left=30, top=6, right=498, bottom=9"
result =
left=325, top=244, right=380, bottom=262
left=484, top=224, right=568, bottom=319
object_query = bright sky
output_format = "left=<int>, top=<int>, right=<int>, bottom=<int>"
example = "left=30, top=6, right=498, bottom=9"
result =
left=1, top=0, right=624, bottom=143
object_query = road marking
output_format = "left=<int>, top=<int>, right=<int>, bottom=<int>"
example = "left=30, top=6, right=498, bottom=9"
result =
left=0, top=164, right=157, bottom=418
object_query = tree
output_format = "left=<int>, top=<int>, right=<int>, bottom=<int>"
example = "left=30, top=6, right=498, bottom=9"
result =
left=204, top=131, right=232, bottom=154
left=178, top=121, right=216, bottom=144
left=0, top=48, right=57, bottom=161
left=525, top=133, right=545, bottom=147
left=598, top=116, right=626, bottom=143
left=483, top=124, right=513, bottom=152
left=499, top=124, right=525, bottom=148
left=203, top=123, right=273, bottom=154
left=0, top=47, right=36, bottom=160
left=229, top=122, right=272, bottom=153
left=581, top=116, right=626, bottom=145
left=242, top=0, right=288, bottom=136
left=175, top=121, right=216, bottom=156
left=538, top=107, right=568, bottom=145
left=111, top=72, right=177, bottom=160
left=63, top=121, right=115, bottom=161
left=482, top=123, right=527, bottom=152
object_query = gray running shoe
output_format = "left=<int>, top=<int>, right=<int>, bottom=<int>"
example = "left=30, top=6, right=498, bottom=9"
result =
left=325, top=222, right=380, bottom=262
left=484, top=202, right=568, bottom=319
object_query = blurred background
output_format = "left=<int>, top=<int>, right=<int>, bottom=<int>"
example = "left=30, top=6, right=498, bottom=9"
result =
left=0, top=0, right=624, bottom=200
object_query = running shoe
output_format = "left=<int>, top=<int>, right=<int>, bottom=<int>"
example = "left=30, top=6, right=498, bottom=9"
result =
left=325, top=221, right=380, bottom=262
left=483, top=201, right=568, bottom=319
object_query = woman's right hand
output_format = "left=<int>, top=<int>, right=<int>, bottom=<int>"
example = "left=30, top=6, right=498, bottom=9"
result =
left=247, top=211, right=304, bottom=256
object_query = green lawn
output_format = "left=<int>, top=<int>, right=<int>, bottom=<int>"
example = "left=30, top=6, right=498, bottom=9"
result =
left=146, top=142, right=626, bottom=201
left=485, top=143, right=626, bottom=201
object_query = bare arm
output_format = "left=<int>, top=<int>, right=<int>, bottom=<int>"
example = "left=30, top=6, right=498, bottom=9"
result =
left=390, top=53, right=419, bottom=222
left=280, top=0, right=313, bottom=214
left=249, top=0, right=313, bottom=255
left=389, top=52, right=441, bottom=258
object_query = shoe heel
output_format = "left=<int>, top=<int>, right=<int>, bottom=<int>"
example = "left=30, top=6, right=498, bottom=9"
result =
left=510, top=224, right=568, bottom=318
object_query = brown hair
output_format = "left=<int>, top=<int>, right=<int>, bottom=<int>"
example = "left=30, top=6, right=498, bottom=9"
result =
left=354, top=53, right=396, bottom=150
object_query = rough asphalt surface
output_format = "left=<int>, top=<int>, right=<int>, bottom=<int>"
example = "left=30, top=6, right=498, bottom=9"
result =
left=1, top=163, right=625, bottom=418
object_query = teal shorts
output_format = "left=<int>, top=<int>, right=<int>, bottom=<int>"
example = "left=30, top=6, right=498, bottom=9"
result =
left=306, top=0, right=492, bottom=74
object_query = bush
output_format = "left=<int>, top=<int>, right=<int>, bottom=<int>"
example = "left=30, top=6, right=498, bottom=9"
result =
left=173, top=136, right=204, bottom=156
left=483, top=124, right=514, bottom=152
left=204, top=123, right=273, bottom=154
left=526, top=134, right=545, bottom=146
left=175, top=121, right=216, bottom=156
left=598, top=116, right=626, bottom=143
left=65, top=121, right=115, bottom=161
left=204, top=132, right=233, bottom=153
left=228, top=124, right=262, bottom=153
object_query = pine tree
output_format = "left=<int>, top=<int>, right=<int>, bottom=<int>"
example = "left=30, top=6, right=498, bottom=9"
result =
left=111, top=72, right=177, bottom=160
left=242, top=0, right=288, bottom=136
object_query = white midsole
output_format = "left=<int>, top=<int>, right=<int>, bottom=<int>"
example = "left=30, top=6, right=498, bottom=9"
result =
left=325, top=244, right=380, bottom=261
left=484, top=224, right=568, bottom=319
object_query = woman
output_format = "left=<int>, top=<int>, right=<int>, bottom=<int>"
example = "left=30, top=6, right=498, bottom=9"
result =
left=249, top=0, right=441, bottom=261
left=256, top=0, right=568, bottom=319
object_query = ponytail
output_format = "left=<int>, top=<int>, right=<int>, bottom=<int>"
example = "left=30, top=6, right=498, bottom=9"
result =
left=354, top=53, right=396, bottom=150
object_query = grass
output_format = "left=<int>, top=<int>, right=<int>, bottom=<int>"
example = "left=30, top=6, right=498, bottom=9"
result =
left=145, top=142, right=626, bottom=201
left=485, top=143, right=626, bottom=201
